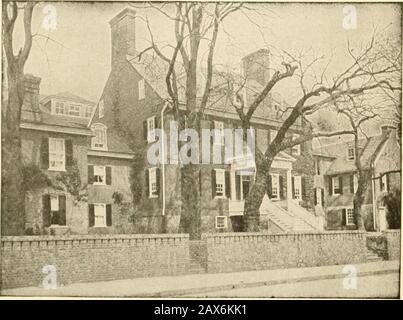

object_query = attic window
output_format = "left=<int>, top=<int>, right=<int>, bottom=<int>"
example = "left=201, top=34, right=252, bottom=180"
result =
left=91, top=123, right=107, bottom=150
left=55, top=102, right=65, bottom=115
left=347, top=145, right=355, bottom=161
left=98, top=100, right=105, bottom=118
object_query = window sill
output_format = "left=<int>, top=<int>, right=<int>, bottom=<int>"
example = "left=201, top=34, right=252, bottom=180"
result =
left=149, top=195, right=159, bottom=199
left=93, top=183, right=106, bottom=186
left=214, top=196, right=227, bottom=200
left=48, top=168, right=66, bottom=172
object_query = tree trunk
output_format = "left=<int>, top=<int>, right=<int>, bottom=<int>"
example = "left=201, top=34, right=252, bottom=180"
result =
left=243, top=150, right=272, bottom=231
left=353, top=171, right=371, bottom=231
left=1, top=71, right=26, bottom=235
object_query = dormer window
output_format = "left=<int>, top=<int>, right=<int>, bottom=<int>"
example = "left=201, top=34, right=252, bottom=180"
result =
left=85, top=105, right=93, bottom=118
left=55, top=102, right=65, bottom=115
left=91, top=123, right=107, bottom=150
left=68, top=104, right=81, bottom=117
left=347, top=145, right=355, bottom=161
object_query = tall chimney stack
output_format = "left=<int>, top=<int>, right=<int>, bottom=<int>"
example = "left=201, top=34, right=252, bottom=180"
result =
left=109, top=8, right=136, bottom=68
left=22, top=74, right=41, bottom=122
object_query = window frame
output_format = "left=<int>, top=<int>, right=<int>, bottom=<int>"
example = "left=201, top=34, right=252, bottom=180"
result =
left=214, top=168, right=226, bottom=199
left=68, top=104, right=81, bottom=117
left=149, top=167, right=158, bottom=198
left=213, top=121, right=225, bottom=146
left=347, top=145, right=355, bottom=161
left=91, top=123, right=107, bottom=150
left=271, top=173, right=280, bottom=200
left=332, top=176, right=341, bottom=195
left=147, top=116, right=156, bottom=143
left=345, top=207, right=355, bottom=225
left=50, top=194, right=59, bottom=212
left=54, top=101, right=65, bottom=115
left=93, top=165, right=106, bottom=185
left=293, top=175, right=302, bottom=200
left=353, top=174, right=358, bottom=193
left=215, top=216, right=228, bottom=229
left=48, top=137, right=65, bottom=171
left=93, top=203, right=107, bottom=228
left=291, top=134, right=301, bottom=155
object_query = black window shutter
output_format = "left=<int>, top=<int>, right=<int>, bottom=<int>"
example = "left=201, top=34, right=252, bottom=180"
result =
left=300, top=142, right=305, bottom=154
left=143, top=120, right=148, bottom=140
left=106, top=166, right=112, bottom=185
left=349, top=175, right=354, bottom=193
left=386, top=173, right=390, bottom=192
left=339, top=176, right=343, bottom=194
left=88, top=204, right=95, bottom=227
left=235, top=173, right=241, bottom=200
left=145, top=169, right=150, bottom=198
left=267, top=175, right=272, bottom=198
left=58, top=195, right=66, bottom=226
left=211, top=169, right=216, bottom=198
left=301, top=176, right=306, bottom=200
left=88, top=165, right=94, bottom=185
left=314, top=188, right=317, bottom=205
left=225, top=171, right=231, bottom=198
left=65, top=139, right=73, bottom=167
left=41, top=138, right=49, bottom=169
left=156, top=167, right=161, bottom=197
left=341, top=209, right=347, bottom=226
left=279, top=175, right=284, bottom=199
left=42, top=195, right=51, bottom=227
left=106, top=204, right=112, bottom=227
left=329, top=176, right=333, bottom=196
left=292, top=176, right=295, bottom=199
left=321, top=189, right=325, bottom=206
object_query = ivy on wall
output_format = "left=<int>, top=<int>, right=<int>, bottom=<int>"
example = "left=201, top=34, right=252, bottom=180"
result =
left=55, top=160, right=88, bottom=203
left=22, top=163, right=52, bottom=191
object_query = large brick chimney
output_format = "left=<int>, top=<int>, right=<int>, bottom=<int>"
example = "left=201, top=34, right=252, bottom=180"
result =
left=241, top=49, right=271, bottom=86
left=21, top=74, right=41, bottom=122
left=109, top=8, right=136, bottom=68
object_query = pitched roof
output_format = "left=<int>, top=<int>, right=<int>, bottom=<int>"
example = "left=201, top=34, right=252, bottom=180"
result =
left=314, top=134, right=389, bottom=175
left=41, top=91, right=96, bottom=106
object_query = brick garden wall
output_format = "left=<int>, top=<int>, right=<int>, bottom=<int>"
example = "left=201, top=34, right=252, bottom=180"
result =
left=203, top=231, right=368, bottom=273
left=1, top=234, right=189, bottom=289
left=383, top=230, right=400, bottom=260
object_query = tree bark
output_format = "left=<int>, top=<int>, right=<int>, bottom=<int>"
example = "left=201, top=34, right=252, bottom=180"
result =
left=353, top=170, right=371, bottom=231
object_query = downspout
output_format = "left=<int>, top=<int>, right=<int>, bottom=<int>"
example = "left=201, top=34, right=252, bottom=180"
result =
left=371, top=166, right=377, bottom=231
left=160, top=102, right=169, bottom=217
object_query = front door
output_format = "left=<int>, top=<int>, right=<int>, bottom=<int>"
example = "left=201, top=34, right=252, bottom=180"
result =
left=241, top=175, right=251, bottom=200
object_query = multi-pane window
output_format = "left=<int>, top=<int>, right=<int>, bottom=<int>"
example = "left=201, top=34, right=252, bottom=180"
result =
left=214, top=121, right=225, bottom=145
left=148, top=167, right=158, bottom=198
left=214, top=169, right=226, bottom=198
left=293, top=176, right=302, bottom=200
left=215, top=216, right=228, bottom=229
left=68, top=104, right=81, bottom=117
left=347, top=145, right=355, bottom=160
left=353, top=174, right=358, bottom=193
left=333, top=176, right=341, bottom=195
left=271, top=174, right=280, bottom=199
left=55, top=102, right=65, bottom=115
left=91, top=124, right=107, bottom=150
left=346, top=208, right=355, bottom=225
left=94, top=166, right=106, bottom=185
left=138, top=79, right=145, bottom=100
left=292, top=134, right=301, bottom=155
left=85, top=105, right=93, bottom=118
left=49, top=138, right=65, bottom=171
left=147, top=116, right=156, bottom=143
left=94, top=204, right=106, bottom=227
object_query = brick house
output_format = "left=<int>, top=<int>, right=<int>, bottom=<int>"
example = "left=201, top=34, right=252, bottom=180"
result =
left=313, top=126, right=401, bottom=231
left=19, top=74, right=133, bottom=235
left=90, top=8, right=323, bottom=234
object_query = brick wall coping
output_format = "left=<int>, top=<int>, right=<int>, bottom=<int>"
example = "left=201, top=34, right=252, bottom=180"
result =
left=1, top=233, right=189, bottom=243
left=382, top=229, right=401, bottom=235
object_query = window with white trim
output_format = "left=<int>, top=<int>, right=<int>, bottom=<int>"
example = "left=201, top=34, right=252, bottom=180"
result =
left=381, top=174, right=388, bottom=192
left=85, top=105, right=93, bottom=118
left=149, top=167, right=158, bottom=198
left=94, top=204, right=106, bottom=227
left=214, top=121, right=224, bottom=145
left=49, top=138, right=65, bottom=171
left=91, top=124, right=107, bottom=150
left=316, top=188, right=322, bottom=206
left=94, top=166, right=106, bottom=185
left=353, top=174, right=358, bottom=193
left=293, top=176, right=302, bottom=200
left=347, top=145, right=355, bottom=161
left=215, top=216, right=228, bottom=229
left=292, top=134, right=301, bottom=155
left=346, top=208, right=355, bottom=225
left=68, top=104, right=81, bottom=117
left=55, top=102, right=65, bottom=115
left=215, top=169, right=225, bottom=198
left=147, top=116, right=156, bottom=143
left=271, top=173, right=280, bottom=200
left=98, top=100, right=104, bottom=118
left=138, top=79, right=145, bottom=100
left=332, top=176, right=341, bottom=195
left=50, top=195, right=59, bottom=211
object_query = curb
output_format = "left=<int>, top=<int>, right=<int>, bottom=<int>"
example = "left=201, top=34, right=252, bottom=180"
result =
left=129, top=267, right=399, bottom=298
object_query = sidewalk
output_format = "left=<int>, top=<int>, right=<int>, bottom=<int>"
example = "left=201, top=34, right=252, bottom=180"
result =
left=1, top=260, right=399, bottom=298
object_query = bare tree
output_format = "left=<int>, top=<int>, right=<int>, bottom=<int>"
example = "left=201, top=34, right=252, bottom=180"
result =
left=2, top=1, right=36, bottom=235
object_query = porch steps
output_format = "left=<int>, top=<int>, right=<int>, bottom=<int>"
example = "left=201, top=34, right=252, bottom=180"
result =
left=188, top=240, right=207, bottom=274
left=365, top=248, right=384, bottom=263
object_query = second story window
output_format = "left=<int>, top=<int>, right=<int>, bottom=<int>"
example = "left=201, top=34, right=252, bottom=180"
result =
left=147, top=116, right=156, bottom=143
left=347, top=145, right=355, bottom=161
left=94, top=166, right=106, bottom=185
left=332, top=176, right=343, bottom=195
left=55, top=102, right=65, bottom=115
left=214, top=121, right=224, bottom=145
left=138, top=79, right=145, bottom=100
left=49, top=138, right=65, bottom=171
left=293, top=176, right=302, bottom=200
left=91, top=123, right=107, bottom=150
left=291, top=134, right=301, bottom=155
left=85, top=105, right=93, bottom=118
left=68, top=104, right=81, bottom=117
